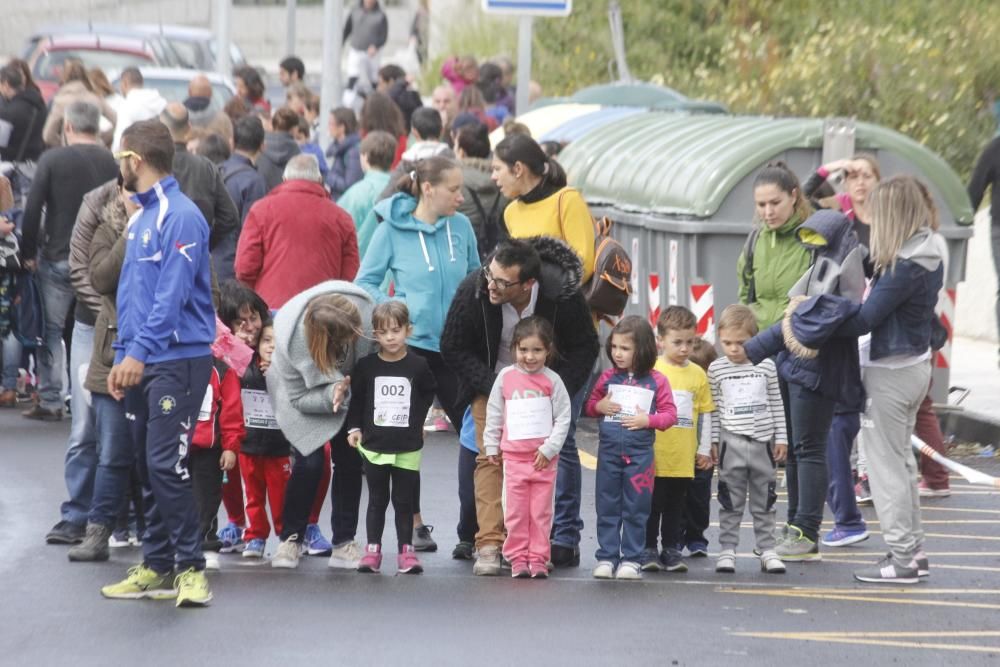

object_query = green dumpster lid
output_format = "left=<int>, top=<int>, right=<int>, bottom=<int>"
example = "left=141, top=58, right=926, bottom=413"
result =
left=558, top=113, right=974, bottom=224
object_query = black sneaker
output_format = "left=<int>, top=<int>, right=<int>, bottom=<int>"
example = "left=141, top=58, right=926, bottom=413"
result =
left=854, top=556, right=919, bottom=584
left=660, top=548, right=688, bottom=573
left=550, top=544, right=580, bottom=568
left=46, top=520, right=86, bottom=545
left=451, top=541, right=474, bottom=560
left=413, top=525, right=437, bottom=552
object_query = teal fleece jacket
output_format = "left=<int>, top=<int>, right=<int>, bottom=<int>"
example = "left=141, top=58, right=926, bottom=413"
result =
left=354, top=192, right=480, bottom=352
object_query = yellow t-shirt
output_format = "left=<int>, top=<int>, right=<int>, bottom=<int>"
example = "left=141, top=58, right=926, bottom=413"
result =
left=653, top=358, right=715, bottom=478
left=504, top=186, right=596, bottom=284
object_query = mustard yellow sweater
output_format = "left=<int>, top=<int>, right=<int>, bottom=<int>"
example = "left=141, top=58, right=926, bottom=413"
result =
left=504, top=187, right=595, bottom=284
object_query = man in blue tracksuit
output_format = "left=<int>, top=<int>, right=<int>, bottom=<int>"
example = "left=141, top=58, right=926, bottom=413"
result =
left=101, top=119, right=216, bottom=608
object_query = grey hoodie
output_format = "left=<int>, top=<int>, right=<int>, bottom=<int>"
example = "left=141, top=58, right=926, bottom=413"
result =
left=258, top=131, right=302, bottom=192
left=268, top=280, right=375, bottom=456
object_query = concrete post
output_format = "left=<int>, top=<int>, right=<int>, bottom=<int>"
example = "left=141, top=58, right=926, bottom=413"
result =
left=319, top=0, right=344, bottom=149
left=516, top=15, right=533, bottom=116
left=215, top=0, right=232, bottom=76
left=286, top=0, right=298, bottom=58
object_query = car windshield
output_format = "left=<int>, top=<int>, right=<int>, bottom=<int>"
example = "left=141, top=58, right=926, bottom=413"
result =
left=165, top=39, right=207, bottom=69
left=34, top=49, right=154, bottom=82
left=143, top=77, right=233, bottom=109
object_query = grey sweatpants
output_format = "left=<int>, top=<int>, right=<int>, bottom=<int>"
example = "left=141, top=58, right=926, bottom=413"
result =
left=716, top=430, right=778, bottom=552
left=859, top=361, right=930, bottom=567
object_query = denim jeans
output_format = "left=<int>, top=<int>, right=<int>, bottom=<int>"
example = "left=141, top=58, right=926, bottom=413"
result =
left=36, top=259, right=74, bottom=410
left=551, top=382, right=588, bottom=549
left=59, top=321, right=97, bottom=526
left=825, top=412, right=866, bottom=533
left=88, top=393, right=136, bottom=527
left=785, top=384, right=836, bottom=542
left=1, top=331, right=21, bottom=390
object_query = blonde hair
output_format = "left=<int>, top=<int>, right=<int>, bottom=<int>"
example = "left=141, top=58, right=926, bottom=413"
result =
left=867, top=176, right=934, bottom=274
left=717, top=304, right=758, bottom=337
left=304, top=294, right=362, bottom=375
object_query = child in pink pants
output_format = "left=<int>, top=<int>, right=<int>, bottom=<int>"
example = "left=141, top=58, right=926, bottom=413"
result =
left=483, top=317, right=572, bottom=579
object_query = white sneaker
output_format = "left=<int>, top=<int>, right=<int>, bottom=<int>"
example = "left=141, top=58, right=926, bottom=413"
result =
left=760, top=550, right=786, bottom=574
left=615, top=561, right=642, bottom=580
left=716, top=549, right=736, bottom=573
left=271, top=536, right=302, bottom=569
left=592, top=560, right=615, bottom=579
left=204, top=553, right=220, bottom=571
left=328, top=540, right=362, bottom=569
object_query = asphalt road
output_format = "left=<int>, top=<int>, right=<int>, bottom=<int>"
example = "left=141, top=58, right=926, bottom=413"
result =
left=2, top=408, right=999, bottom=665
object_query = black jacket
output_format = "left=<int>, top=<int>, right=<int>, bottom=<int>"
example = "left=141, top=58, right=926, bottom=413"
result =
left=969, top=134, right=1000, bottom=225
left=0, top=87, right=47, bottom=162
left=440, top=236, right=600, bottom=407
left=171, top=143, right=239, bottom=252
left=240, top=357, right=292, bottom=458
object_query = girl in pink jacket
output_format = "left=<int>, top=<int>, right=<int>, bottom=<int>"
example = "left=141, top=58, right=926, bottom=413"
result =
left=483, top=317, right=572, bottom=579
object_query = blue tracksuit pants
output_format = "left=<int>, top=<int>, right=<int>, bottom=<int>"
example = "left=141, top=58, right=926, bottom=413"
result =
left=595, top=442, right=655, bottom=564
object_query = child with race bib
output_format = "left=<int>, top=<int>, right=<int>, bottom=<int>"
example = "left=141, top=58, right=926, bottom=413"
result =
left=641, top=306, right=715, bottom=574
left=586, top=316, right=677, bottom=580
left=347, top=302, right=437, bottom=574
left=709, top=305, right=787, bottom=575
left=239, top=318, right=295, bottom=559
left=483, top=317, right=572, bottom=579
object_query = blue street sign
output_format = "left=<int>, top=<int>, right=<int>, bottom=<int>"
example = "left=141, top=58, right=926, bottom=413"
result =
left=482, top=0, right=572, bottom=17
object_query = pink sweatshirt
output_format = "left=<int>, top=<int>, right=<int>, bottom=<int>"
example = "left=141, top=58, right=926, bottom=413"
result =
left=483, top=365, right=572, bottom=460
left=584, top=367, right=677, bottom=431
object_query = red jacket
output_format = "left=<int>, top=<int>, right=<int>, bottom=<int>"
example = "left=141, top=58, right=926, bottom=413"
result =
left=235, top=179, right=360, bottom=308
left=192, top=361, right=245, bottom=452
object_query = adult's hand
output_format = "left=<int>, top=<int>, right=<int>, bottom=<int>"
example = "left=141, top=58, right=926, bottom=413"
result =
left=332, top=376, right=350, bottom=414
left=107, top=356, right=145, bottom=400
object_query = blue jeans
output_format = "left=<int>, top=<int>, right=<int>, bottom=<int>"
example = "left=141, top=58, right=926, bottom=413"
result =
left=59, top=321, right=96, bottom=525
left=551, top=382, right=588, bottom=549
left=1, top=331, right=21, bottom=390
left=36, top=259, right=74, bottom=409
left=785, top=384, right=835, bottom=542
left=88, top=393, right=137, bottom=527
left=595, top=441, right=654, bottom=564
left=825, top=412, right=866, bottom=533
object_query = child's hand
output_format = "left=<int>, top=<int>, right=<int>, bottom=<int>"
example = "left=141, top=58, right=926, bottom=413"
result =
left=710, top=444, right=719, bottom=466
left=695, top=454, right=713, bottom=471
left=259, top=358, right=271, bottom=374
left=487, top=454, right=499, bottom=466
left=347, top=431, right=362, bottom=448
left=774, top=443, right=788, bottom=463
left=596, top=396, right=622, bottom=417
left=620, top=407, right=650, bottom=431
left=533, top=450, right=551, bottom=470
left=219, top=450, right=236, bottom=471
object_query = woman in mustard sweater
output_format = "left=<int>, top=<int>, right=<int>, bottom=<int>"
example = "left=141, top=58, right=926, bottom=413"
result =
left=490, top=133, right=595, bottom=567
left=491, top=134, right=595, bottom=283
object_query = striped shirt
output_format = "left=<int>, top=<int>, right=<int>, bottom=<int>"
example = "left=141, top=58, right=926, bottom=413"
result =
left=707, top=357, right=787, bottom=444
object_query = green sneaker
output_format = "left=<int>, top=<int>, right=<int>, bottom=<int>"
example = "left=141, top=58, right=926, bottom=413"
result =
left=101, top=564, right=176, bottom=600
left=775, top=525, right=821, bottom=562
left=174, top=567, right=213, bottom=607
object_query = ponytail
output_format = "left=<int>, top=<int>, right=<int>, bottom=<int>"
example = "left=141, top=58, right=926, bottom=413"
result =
left=391, top=155, right=460, bottom=202
left=495, top=133, right=567, bottom=188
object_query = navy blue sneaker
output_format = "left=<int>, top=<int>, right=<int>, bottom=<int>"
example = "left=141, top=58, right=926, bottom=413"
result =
left=821, top=527, right=869, bottom=548
left=660, top=548, right=688, bottom=573
left=639, top=548, right=662, bottom=572
left=304, top=523, right=333, bottom=556
left=686, top=541, right=709, bottom=558
left=217, top=522, right=243, bottom=554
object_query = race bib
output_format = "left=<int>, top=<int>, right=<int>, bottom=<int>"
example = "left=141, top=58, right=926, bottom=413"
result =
left=720, top=374, right=768, bottom=417
left=673, top=390, right=694, bottom=428
left=604, top=384, right=655, bottom=423
left=241, top=389, right=279, bottom=429
left=506, top=396, right=553, bottom=440
left=198, top=385, right=213, bottom=422
left=374, top=376, right=411, bottom=428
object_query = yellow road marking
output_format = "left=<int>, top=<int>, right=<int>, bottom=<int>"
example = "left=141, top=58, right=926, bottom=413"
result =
left=579, top=449, right=597, bottom=470
left=817, top=551, right=1000, bottom=557
left=919, top=506, right=1000, bottom=515
left=730, top=630, right=1000, bottom=654
left=722, top=587, right=1000, bottom=595
left=807, top=558, right=1000, bottom=574
left=724, top=588, right=1000, bottom=610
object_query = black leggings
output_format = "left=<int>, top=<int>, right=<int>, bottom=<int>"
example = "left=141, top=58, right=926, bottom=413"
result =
left=363, top=459, right=419, bottom=550
left=645, top=476, right=691, bottom=551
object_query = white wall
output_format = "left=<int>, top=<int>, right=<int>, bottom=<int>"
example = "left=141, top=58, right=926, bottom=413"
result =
left=955, top=208, right=999, bottom=343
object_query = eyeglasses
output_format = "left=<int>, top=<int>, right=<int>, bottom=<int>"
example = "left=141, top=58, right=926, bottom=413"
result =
left=113, top=150, right=141, bottom=161
left=482, top=266, right=522, bottom=290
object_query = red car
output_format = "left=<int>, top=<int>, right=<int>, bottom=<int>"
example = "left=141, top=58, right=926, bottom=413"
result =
left=26, top=34, right=160, bottom=101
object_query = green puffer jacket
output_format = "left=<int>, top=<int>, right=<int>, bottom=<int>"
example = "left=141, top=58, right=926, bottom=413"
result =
left=736, top=214, right=813, bottom=330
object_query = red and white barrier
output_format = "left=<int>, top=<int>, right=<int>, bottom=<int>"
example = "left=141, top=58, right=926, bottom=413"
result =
left=935, top=288, right=956, bottom=369
left=648, top=272, right=661, bottom=326
left=690, top=283, right=715, bottom=343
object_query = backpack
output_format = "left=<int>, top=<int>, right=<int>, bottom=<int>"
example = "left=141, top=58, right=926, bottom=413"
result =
left=557, top=188, right=632, bottom=319
left=466, top=187, right=507, bottom=262
left=740, top=226, right=761, bottom=304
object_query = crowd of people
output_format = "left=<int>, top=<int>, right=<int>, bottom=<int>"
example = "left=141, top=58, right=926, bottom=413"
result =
left=0, top=30, right=988, bottom=609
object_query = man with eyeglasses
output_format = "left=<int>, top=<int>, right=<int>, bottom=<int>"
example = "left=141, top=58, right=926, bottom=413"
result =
left=441, top=237, right=599, bottom=575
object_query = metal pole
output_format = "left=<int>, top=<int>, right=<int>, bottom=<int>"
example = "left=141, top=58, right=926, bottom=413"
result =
left=319, top=0, right=344, bottom=149
left=215, top=0, right=232, bottom=76
left=608, top=0, right=632, bottom=83
left=286, top=0, right=298, bottom=57
left=515, top=15, right=533, bottom=116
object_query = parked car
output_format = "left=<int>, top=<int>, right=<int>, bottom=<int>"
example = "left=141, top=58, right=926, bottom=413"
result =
left=134, top=24, right=247, bottom=72
left=110, top=67, right=236, bottom=110
left=25, top=33, right=161, bottom=101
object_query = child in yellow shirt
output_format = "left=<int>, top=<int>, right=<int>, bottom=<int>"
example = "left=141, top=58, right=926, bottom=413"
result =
left=641, top=307, right=715, bottom=573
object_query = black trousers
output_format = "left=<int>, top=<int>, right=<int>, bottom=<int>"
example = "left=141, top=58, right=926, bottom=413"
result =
left=456, top=445, right=479, bottom=543
left=681, top=466, right=713, bottom=546
left=189, top=446, right=223, bottom=544
left=280, top=426, right=363, bottom=545
left=363, top=459, right=419, bottom=550
left=645, top=476, right=691, bottom=551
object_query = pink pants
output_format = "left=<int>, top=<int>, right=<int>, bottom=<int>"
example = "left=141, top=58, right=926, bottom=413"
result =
left=502, top=454, right=558, bottom=567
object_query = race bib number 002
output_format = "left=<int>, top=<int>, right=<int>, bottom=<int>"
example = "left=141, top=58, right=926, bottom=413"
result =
left=374, top=376, right=411, bottom=428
